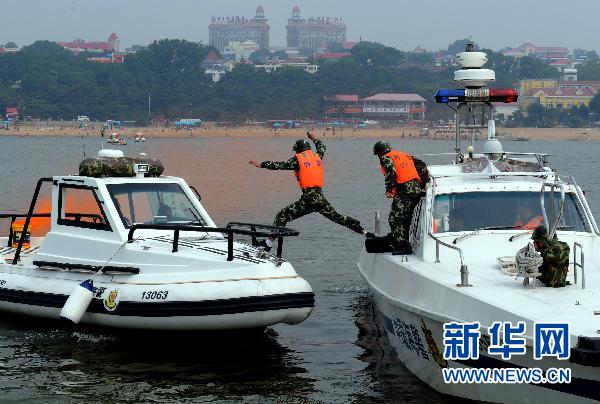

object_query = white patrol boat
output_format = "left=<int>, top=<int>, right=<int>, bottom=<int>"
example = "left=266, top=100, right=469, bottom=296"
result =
left=357, top=44, right=600, bottom=403
left=0, top=149, right=313, bottom=331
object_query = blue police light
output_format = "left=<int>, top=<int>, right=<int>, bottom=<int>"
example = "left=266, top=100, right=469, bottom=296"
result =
left=435, top=89, right=466, bottom=103
left=435, top=88, right=518, bottom=104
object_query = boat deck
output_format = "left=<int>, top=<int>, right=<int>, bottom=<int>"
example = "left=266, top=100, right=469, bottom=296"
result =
left=0, top=237, right=43, bottom=264
left=359, top=234, right=600, bottom=340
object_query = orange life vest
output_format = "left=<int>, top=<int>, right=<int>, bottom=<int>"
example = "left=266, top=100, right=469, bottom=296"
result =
left=295, top=150, right=324, bottom=188
left=380, top=150, right=420, bottom=184
left=514, top=215, right=543, bottom=230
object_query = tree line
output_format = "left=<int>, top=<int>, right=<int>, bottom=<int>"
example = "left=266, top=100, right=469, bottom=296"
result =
left=0, top=38, right=583, bottom=124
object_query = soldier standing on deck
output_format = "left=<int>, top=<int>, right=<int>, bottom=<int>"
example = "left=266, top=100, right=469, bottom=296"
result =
left=250, top=131, right=367, bottom=250
left=373, top=141, right=428, bottom=255
left=531, top=226, right=570, bottom=287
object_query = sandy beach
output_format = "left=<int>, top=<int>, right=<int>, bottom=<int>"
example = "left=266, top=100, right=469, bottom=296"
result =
left=1, top=123, right=599, bottom=141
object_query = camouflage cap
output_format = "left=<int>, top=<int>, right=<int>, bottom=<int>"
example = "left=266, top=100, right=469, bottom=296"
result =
left=531, top=225, right=548, bottom=241
left=373, top=140, right=392, bottom=155
left=293, top=139, right=311, bottom=152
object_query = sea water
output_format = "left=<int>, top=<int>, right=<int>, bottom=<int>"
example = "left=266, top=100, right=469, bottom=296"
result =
left=0, top=135, right=597, bottom=402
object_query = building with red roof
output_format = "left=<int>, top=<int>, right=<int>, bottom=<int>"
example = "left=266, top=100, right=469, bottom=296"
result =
left=57, top=33, right=120, bottom=54
left=107, top=33, right=120, bottom=53
left=363, top=94, right=426, bottom=121
left=314, top=52, right=351, bottom=61
left=5, top=107, right=18, bottom=120
left=521, top=86, right=597, bottom=110
left=324, top=93, right=426, bottom=121
left=519, top=75, right=600, bottom=110
left=323, top=94, right=361, bottom=115
left=558, top=80, right=600, bottom=91
left=549, top=59, right=570, bottom=69
left=501, top=42, right=569, bottom=65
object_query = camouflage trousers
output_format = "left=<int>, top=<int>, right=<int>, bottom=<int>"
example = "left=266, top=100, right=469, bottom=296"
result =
left=389, top=193, right=422, bottom=248
left=539, top=240, right=570, bottom=287
left=274, top=187, right=364, bottom=234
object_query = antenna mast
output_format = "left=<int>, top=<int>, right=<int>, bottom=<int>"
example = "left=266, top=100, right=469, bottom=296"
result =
left=434, top=42, right=518, bottom=162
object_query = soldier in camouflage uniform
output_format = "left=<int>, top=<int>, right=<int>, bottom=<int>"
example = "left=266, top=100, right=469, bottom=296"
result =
left=250, top=131, right=366, bottom=248
left=374, top=141, right=428, bottom=254
left=532, top=226, right=570, bottom=287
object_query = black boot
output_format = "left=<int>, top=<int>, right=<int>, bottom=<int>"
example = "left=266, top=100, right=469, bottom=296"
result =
left=392, top=241, right=413, bottom=255
left=253, top=239, right=272, bottom=252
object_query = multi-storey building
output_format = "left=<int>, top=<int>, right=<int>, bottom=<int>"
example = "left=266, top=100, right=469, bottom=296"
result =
left=324, top=93, right=426, bottom=121
left=363, top=93, right=426, bottom=121
left=209, top=6, right=269, bottom=52
left=286, top=6, right=346, bottom=49
left=502, top=42, right=569, bottom=69
left=518, top=73, right=600, bottom=110
left=57, top=33, right=120, bottom=54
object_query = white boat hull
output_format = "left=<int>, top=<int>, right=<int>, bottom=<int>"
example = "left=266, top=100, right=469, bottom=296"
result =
left=0, top=267, right=313, bottom=331
left=358, top=252, right=600, bottom=404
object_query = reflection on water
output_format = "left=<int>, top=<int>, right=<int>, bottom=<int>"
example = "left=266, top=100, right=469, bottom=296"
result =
left=0, top=315, right=312, bottom=402
left=0, top=136, right=598, bottom=402
left=352, top=296, right=446, bottom=404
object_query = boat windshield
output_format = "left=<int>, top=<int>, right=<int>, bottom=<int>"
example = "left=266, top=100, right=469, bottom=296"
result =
left=432, top=191, right=588, bottom=233
left=106, top=183, right=207, bottom=228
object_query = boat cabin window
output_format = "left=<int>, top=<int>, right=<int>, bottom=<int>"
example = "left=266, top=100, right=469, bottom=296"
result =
left=432, top=191, right=588, bottom=233
left=58, top=185, right=111, bottom=231
left=106, top=183, right=207, bottom=228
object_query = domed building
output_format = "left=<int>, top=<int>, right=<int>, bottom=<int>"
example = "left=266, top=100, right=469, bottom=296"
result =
left=209, top=5, right=269, bottom=52
left=285, top=6, right=346, bottom=49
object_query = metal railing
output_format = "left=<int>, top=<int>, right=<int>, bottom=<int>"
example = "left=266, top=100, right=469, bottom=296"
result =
left=429, top=232, right=470, bottom=287
left=226, top=222, right=298, bottom=258
left=540, top=182, right=565, bottom=239
left=374, top=212, right=381, bottom=236
left=0, top=212, right=105, bottom=247
left=573, top=242, right=585, bottom=289
left=8, top=178, right=54, bottom=264
left=127, top=222, right=299, bottom=261
left=568, top=176, right=600, bottom=235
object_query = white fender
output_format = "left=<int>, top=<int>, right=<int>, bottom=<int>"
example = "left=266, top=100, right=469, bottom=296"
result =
left=60, top=279, right=94, bottom=324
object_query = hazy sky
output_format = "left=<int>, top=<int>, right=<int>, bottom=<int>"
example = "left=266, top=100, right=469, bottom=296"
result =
left=3, top=0, right=599, bottom=52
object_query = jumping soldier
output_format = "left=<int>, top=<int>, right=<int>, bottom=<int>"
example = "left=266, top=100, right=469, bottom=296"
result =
left=250, top=131, right=367, bottom=250
left=531, top=226, right=570, bottom=287
left=373, top=140, right=428, bottom=255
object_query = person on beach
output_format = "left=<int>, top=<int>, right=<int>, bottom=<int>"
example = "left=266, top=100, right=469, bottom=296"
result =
left=249, top=130, right=368, bottom=250
left=373, top=140, right=428, bottom=255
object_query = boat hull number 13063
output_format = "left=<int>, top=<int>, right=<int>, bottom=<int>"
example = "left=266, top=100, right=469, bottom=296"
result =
left=141, top=291, right=168, bottom=300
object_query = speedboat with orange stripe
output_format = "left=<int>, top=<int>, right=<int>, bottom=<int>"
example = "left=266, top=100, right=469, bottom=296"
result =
left=0, top=149, right=314, bottom=331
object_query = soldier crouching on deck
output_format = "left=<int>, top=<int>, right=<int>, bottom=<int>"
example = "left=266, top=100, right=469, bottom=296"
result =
left=250, top=130, right=367, bottom=250
left=531, top=226, right=570, bottom=287
left=373, top=140, right=428, bottom=255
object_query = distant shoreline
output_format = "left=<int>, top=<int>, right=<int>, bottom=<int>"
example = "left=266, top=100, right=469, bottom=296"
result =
left=1, top=124, right=598, bottom=141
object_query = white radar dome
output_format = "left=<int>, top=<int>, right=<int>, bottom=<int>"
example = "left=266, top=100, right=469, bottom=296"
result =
left=482, top=139, right=503, bottom=155
left=98, top=149, right=124, bottom=158
left=482, top=120, right=503, bottom=156
left=455, top=51, right=488, bottom=68
left=454, top=69, right=495, bottom=88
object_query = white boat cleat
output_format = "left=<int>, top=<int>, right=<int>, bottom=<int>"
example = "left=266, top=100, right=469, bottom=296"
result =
left=0, top=150, right=314, bottom=331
